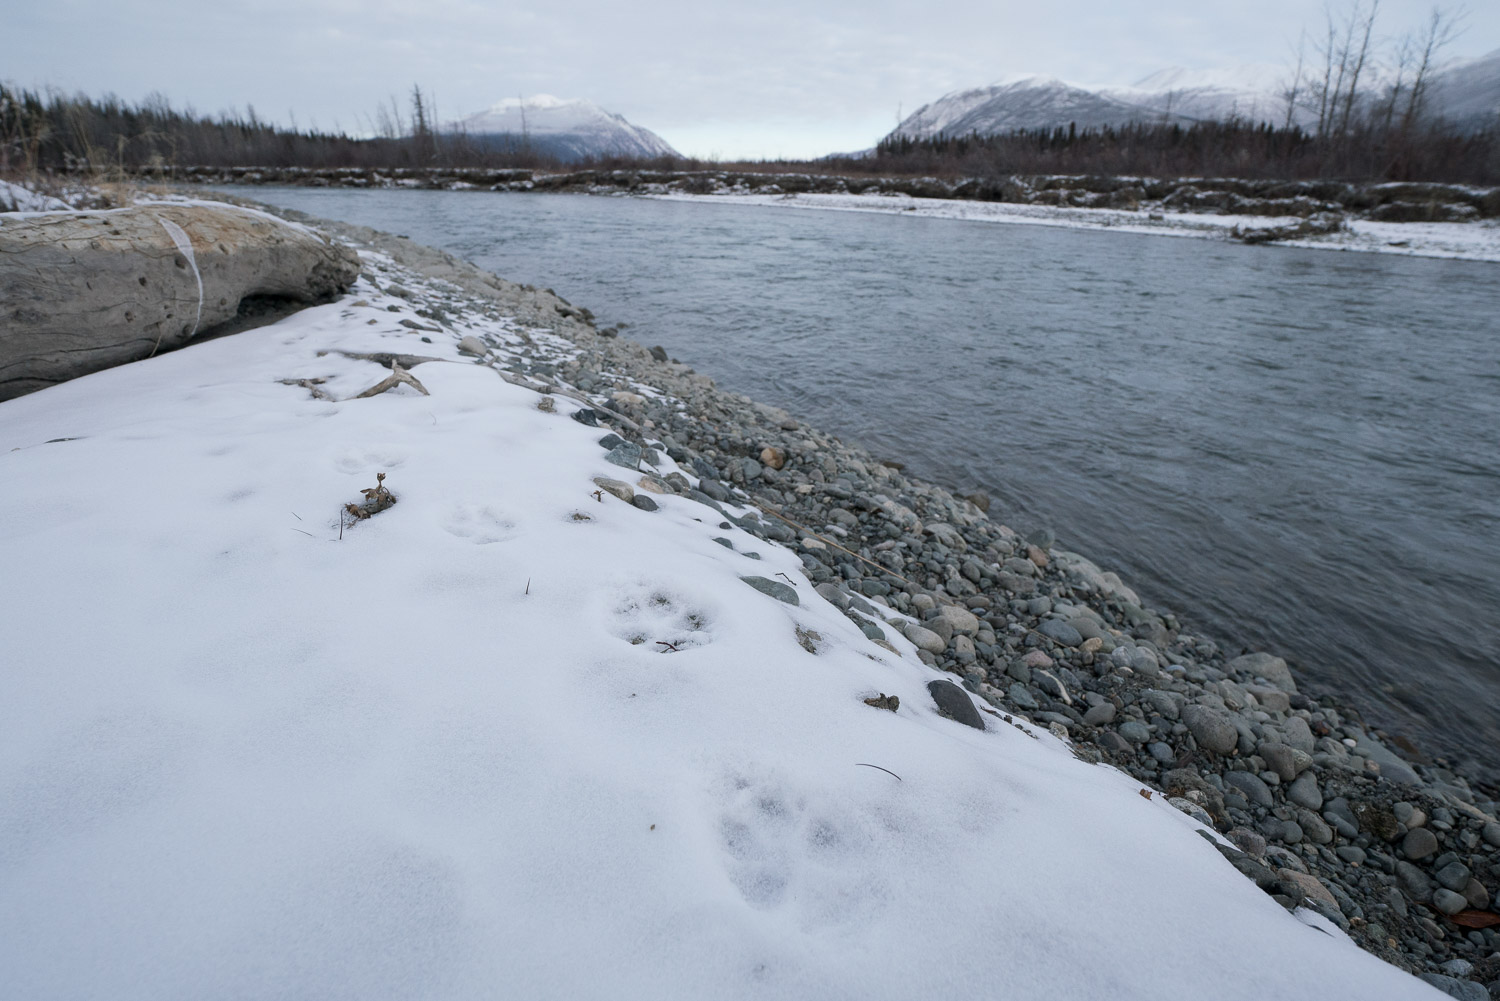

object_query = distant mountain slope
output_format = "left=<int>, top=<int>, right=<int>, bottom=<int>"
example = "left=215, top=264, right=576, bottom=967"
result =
left=452, top=95, right=679, bottom=162
left=891, top=53, right=1500, bottom=141
left=892, top=77, right=1190, bottom=141
left=1427, top=48, right=1500, bottom=129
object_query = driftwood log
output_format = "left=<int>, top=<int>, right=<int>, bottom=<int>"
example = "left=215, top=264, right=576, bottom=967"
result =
left=0, top=204, right=360, bottom=400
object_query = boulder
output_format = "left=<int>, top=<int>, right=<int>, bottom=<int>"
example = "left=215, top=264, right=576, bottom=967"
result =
left=1, top=203, right=359, bottom=400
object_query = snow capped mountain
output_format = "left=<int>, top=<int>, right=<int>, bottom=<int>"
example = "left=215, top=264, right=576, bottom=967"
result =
left=452, top=95, right=680, bottom=162
left=892, top=77, right=1189, bottom=141
left=891, top=54, right=1500, bottom=141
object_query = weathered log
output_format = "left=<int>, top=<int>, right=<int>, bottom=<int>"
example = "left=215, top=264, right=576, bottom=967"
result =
left=0, top=203, right=360, bottom=400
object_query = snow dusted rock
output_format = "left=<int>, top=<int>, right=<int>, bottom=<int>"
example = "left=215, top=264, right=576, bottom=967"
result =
left=927, top=680, right=985, bottom=730
left=0, top=203, right=358, bottom=400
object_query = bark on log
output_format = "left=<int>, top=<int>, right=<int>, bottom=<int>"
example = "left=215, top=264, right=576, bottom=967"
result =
left=0, top=203, right=360, bottom=400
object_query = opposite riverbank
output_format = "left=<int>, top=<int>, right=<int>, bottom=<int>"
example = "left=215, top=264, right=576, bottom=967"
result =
left=143, top=165, right=1500, bottom=262
left=2, top=190, right=1496, bottom=997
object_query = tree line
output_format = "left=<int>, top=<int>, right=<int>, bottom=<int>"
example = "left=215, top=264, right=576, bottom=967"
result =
left=2, top=73, right=1495, bottom=187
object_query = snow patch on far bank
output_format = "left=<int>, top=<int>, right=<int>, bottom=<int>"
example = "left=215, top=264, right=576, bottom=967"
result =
left=647, top=190, right=1500, bottom=263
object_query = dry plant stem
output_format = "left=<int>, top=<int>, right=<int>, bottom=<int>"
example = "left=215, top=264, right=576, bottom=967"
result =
left=755, top=500, right=922, bottom=589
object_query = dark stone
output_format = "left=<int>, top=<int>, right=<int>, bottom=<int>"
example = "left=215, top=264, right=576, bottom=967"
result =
left=570, top=408, right=599, bottom=426
left=649, top=345, right=669, bottom=362
left=630, top=495, right=659, bottom=512
left=928, top=680, right=985, bottom=730
left=740, top=576, right=799, bottom=605
left=597, top=433, right=625, bottom=450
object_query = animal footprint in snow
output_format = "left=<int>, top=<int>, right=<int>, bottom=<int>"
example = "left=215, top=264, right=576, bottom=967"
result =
left=442, top=504, right=518, bottom=545
left=611, top=589, right=712, bottom=651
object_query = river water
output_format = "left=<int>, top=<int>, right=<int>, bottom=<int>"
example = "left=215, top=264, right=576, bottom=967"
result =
left=241, top=187, right=1500, bottom=781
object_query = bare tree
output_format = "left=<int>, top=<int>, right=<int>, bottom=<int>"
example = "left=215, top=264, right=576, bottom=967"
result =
left=1400, top=6, right=1465, bottom=131
left=1281, top=30, right=1308, bottom=129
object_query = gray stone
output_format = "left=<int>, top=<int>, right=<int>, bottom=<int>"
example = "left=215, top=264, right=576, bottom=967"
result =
left=604, top=442, right=643, bottom=469
left=1416, top=973, right=1488, bottom=1001
left=739, top=576, right=798, bottom=605
left=1224, top=770, right=1274, bottom=808
left=0, top=204, right=360, bottom=401
left=1118, top=720, right=1151, bottom=744
left=1096, top=730, right=1132, bottom=754
left=630, top=494, right=659, bottom=511
left=1462, top=876, right=1489, bottom=910
left=1008, top=684, right=1039, bottom=711
left=1182, top=704, right=1239, bottom=754
left=928, top=680, right=985, bottom=730
left=903, top=624, right=947, bottom=655
left=1258, top=742, right=1300, bottom=781
left=1403, top=827, right=1439, bottom=860
left=1226, top=652, right=1296, bottom=693
left=933, top=604, right=981, bottom=636
left=1431, top=888, right=1469, bottom=916
left=1083, top=702, right=1117, bottom=726
left=814, top=583, right=850, bottom=610
left=1395, top=860, right=1434, bottom=900
left=1353, top=734, right=1422, bottom=786
left=1335, top=845, right=1366, bottom=866
left=1038, top=619, right=1083, bottom=647
left=1435, top=861, right=1472, bottom=892
left=592, top=476, right=634, bottom=502
left=1287, top=771, right=1324, bottom=811
left=1147, top=741, right=1176, bottom=763
left=1281, top=716, right=1316, bottom=755
left=1296, top=809, right=1333, bottom=845
left=1245, top=685, right=1291, bottom=713
left=1484, top=821, right=1500, bottom=848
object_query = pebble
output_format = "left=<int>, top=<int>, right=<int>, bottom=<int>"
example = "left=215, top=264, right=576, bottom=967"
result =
left=1223, top=771, right=1274, bottom=808
left=1434, top=861, right=1471, bottom=892
left=1286, top=771, right=1323, bottom=811
left=739, top=576, right=798, bottom=605
left=1008, top=684, right=1039, bottom=711
left=1431, top=888, right=1468, bottom=916
left=1417, top=973, right=1488, bottom=1001
left=1402, top=827, right=1439, bottom=860
left=1483, top=822, right=1500, bottom=848
left=592, top=476, right=634, bottom=502
left=1117, top=720, right=1151, bottom=744
left=903, top=624, right=947, bottom=655
left=1038, top=618, right=1082, bottom=647
left=928, top=680, right=985, bottom=730
left=1181, top=704, right=1238, bottom=754
left=1083, top=702, right=1117, bottom=726
left=630, top=495, right=659, bottom=511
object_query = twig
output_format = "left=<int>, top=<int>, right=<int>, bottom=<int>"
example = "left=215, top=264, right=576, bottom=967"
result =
left=525, top=578, right=531, bottom=595
left=338, top=506, right=344, bottom=540
left=291, top=511, right=303, bottom=521
left=753, top=500, right=919, bottom=588
left=656, top=641, right=681, bottom=652
left=290, top=528, right=314, bottom=538
left=774, top=572, right=798, bottom=586
left=854, top=763, right=903, bottom=781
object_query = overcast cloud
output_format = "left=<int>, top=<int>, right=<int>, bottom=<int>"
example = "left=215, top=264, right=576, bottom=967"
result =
left=5, top=0, right=1496, bottom=158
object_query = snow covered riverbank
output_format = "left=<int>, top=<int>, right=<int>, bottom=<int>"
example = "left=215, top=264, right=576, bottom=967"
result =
left=647, top=189, right=1500, bottom=263
left=0, top=202, right=1473, bottom=998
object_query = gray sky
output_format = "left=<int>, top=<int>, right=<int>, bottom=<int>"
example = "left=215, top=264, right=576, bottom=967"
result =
left=5, top=0, right=1496, bottom=159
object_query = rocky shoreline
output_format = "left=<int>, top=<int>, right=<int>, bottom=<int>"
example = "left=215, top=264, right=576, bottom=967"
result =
left=223, top=194, right=1500, bottom=998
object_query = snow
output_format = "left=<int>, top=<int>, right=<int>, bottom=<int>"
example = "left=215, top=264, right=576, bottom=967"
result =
left=645, top=189, right=1500, bottom=262
left=0, top=179, right=70, bottom=212
left=0, top=240, right=1447, bottom=999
